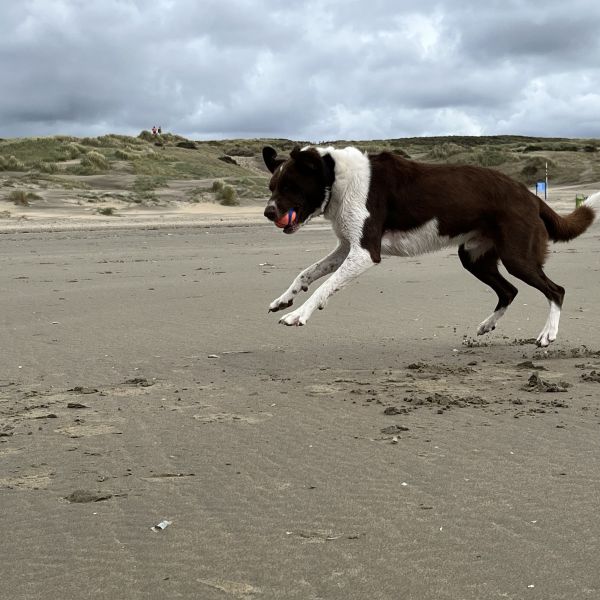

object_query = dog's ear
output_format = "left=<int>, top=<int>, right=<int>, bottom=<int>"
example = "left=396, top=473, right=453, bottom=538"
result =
left=290, top=146, right=321, bottom=172
left=262, top=146, right=285, bottom=173
left=290, top=145, right=303, bottom=160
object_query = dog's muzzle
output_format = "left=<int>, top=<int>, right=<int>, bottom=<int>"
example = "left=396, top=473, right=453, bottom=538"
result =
left=264, top=202, right=277, bottom=221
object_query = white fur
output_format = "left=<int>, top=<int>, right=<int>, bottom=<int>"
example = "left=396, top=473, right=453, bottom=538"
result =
left=270, top=148, right=571, bottom=339
left=269, top=241, right=350, bottom=312
left=272, top=147, right=495, bottom=327
left=537, top=301, right=561, bottom=347
left=276, top=147, right=374, bottom=326
left=463, top=235, right=494, bottom=261
left=477, top=307, right=506, bottom=335
left=316, top=146, right=371, bottom=241
left=584, top=191, right=600, bottom=222
left=381, top=219, right=482, bottom=257
left=530, top=189, right=600, bottom=346
left=279, top=246, right=374, bottom=326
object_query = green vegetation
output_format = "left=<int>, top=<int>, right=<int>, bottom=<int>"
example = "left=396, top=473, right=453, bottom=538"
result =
left=469, top=147, right=514, bottom=168
left=210, top=179, right=239, bottom=204
left=81, top=150, right=110, bottom=170
left=33, top=161, right=59, bottom=174
left=391, top=147, right=411, bottom=158
left=176, top=140, right=198, bottom=149
left=217, top=184, right=239, bottom=206
left=7, top=190, right=41, bottom=205
left=229, top=176, right=269, bottom=199
left=427, top=142, right=465, bottom=160
left=66, top=142, right=87, bottom=158
left=1, top=131, right=600, bottom=214
left=0, top=155, right=27, bottom=171
left=81, top=137, right=102, bottom=147
left=521, top=157, right=556, bottom=185
left=225, top=145, right=255, bottom=157
left=0, top=137, right=70, bottom=164
left=66, top=150, right=112, bottom=174
left=97, top=207, right=116, bottom=216
left=133, top=175, right=168, bottom=193
left=115, top=149, right=133, bottom=160
left=186, top=187, right=206, bottom=202
left=131, top=175, right=168, bottom=203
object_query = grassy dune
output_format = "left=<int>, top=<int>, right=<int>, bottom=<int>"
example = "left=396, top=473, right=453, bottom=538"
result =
left=0, top=131, right=599, bottom=213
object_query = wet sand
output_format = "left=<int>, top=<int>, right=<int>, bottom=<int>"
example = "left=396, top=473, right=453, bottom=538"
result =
left=1, top=220, right=600, bottom=599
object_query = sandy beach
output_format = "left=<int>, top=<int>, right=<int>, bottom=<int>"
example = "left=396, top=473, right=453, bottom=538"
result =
left=1, top=203, right=600, bottom=599
left=3, top=0, right=600, bottom=594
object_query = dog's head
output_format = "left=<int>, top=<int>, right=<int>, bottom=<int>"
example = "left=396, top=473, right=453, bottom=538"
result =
left=262, top=145, right=334, bottom=234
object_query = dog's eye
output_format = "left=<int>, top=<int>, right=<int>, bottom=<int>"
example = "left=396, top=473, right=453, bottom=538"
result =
left=281, top=183, right=297, bottom=194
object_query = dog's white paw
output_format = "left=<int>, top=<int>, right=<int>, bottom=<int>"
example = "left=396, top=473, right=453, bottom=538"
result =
left=477, top=320, right=496, bottom=336
left=269, top=283, right=310, bottom=313
left=279, top=308, right=309, bottom=327
left=476, top=308, right=506, bottom=336
left=269, top=294, right=294, bottom=313
left=536, top=330, right=555, bottom=348
left=536, top=303, right=560, bottom=348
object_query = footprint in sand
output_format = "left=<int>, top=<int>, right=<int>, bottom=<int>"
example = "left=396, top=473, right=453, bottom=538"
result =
left=0, top=470, right=54, bottom=490
left=193, top=412, right=272, bottom=425
left=197, top=579, right=261, bottom=600
left=305, top=383, right=343, bottom=396
left=55, top=422, right=122, bottom=438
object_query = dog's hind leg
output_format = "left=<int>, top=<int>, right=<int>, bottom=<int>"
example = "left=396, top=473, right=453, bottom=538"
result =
left=269, top=241, right=350, bottom=313
left=496, top=229, right=565, bottom=347
left=458, top=245, right=518, bottom=335
left=501, top=259, right=565, bottom=347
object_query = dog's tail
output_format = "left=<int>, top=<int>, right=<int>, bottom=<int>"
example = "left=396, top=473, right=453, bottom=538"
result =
left=538, top=191, right=600, bottom=242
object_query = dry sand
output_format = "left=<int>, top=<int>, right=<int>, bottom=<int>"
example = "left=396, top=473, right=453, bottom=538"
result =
left=0, top=198, right=266, bottom=233
left=1, top=195, right=600, bottom=599
left=0, top=180, right=597, bottom=234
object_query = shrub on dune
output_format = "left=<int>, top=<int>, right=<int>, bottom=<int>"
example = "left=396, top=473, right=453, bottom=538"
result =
left=80, top=150, right=110, bottom=170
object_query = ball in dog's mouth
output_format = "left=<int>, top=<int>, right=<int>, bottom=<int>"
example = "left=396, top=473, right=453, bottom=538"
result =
left=275, top=209, right=299, bottom=234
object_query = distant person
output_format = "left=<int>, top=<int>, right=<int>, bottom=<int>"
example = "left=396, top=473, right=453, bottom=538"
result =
left=152, top=126, right=157, bottom=136
left=157, top=126, right=162, bottom=134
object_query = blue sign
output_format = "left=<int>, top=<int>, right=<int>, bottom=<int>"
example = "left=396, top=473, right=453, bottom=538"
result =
left=535, top=180, right=546, bottom=197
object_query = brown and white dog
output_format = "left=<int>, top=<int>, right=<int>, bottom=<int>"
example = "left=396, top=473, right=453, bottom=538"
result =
left=262, top=145, right=599, bottom=346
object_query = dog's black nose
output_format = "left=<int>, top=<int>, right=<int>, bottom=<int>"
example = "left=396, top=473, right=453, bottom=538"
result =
left=264, top=205, right=277, bottom=221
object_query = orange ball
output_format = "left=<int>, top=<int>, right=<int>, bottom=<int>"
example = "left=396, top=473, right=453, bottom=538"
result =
left=275, top=209, right=297, bottom=228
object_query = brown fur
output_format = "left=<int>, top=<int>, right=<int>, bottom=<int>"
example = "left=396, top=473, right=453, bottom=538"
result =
left=362, top=152, right=593, bottom=262
left=538, top=200, right=594, bottom=241
left=262, top=146, right=595, bottom=344
left=360, top=152, right=592, bottom=320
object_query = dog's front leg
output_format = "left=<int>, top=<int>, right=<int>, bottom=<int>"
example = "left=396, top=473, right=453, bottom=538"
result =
left=268, top=241, right=350, bottom=313
left=279, top=246, right=375, bottom=326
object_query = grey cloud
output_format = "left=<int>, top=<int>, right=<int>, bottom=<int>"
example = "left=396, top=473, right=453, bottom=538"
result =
left=457, top=7, right=600, bottom=63
left=1, top=1, right=600, bottom=140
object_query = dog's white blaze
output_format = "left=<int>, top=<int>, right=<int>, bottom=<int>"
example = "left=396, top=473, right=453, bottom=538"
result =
left=316, top=146, right=371, bottom=243
left=381, top=219, right=474, bottom=257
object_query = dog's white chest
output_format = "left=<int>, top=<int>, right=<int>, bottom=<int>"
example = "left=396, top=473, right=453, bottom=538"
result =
left=381, top=219, right=470, bottom=257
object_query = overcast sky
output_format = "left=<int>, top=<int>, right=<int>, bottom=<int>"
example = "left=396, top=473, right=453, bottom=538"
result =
left=2, top=0, right=600, bottom=140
